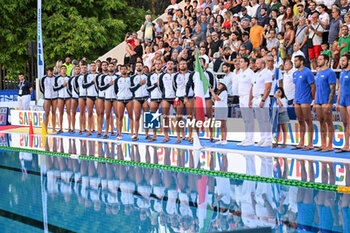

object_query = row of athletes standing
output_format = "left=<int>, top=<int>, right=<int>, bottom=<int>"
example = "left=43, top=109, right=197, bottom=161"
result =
left=40, top=59, right=217, bottom=143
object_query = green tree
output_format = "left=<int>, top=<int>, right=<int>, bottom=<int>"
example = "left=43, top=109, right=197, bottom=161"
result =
left=0, top=0, right=148, bottom=80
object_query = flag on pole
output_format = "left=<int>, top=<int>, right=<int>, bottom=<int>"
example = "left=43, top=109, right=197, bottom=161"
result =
left=37, top=0, right=44, bottom=80
left=271, top=50, right=280, bottom=140
left=194, top=49, right=210, bottom=130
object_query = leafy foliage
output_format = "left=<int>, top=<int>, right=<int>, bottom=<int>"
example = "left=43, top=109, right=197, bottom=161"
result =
left=0, top=0, right=149, bottom=79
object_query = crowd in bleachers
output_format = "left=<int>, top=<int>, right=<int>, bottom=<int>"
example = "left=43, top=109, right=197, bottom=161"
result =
left=127, top=0, right=350, bottom=73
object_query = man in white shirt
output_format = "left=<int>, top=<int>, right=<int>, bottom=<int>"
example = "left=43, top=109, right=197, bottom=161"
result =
left=237, top=57, right=256, bottom=146
left=165, top=0, right=180, bottom=15
left=305, top=12, right=324, bottom=69
left=249, top=58, right=273, bottom=147
left=218, top=2, right=227, bottom=17
left=291, top=43, right=305, bottom=66
left=279, top=60, right=296, bottom=105
left=248, top=0, right=259, bottom=17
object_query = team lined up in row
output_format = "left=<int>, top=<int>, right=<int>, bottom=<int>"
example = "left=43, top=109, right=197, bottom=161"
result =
left=40, top=59, right=217, bottom=143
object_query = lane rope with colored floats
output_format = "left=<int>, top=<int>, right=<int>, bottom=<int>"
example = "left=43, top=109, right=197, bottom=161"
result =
left=1, top=145, right=350, bottom=194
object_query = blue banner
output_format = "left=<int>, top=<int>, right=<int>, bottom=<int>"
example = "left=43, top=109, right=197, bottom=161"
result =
left=37, top=0, right=44, bottom=79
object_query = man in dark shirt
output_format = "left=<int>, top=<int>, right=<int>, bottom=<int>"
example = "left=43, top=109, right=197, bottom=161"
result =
left=340, top=0, right=350, bottom=18
left=17, top=73, right=33, bottom=110
left=209, top=32, right=223, bottom=58
left=241, top=32, right=253, bottom=53
left=127, top=38, right=143, bottom=70
left=257, top=7, right=270, bottom=26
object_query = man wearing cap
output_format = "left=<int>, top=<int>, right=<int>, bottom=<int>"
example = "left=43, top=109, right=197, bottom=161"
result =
left=17, top=73, right=33, bottom=110
left=249, top=58, right=272, bottom=147
left=242, top=32, right=253, bottom=53
left=240, top=7, right=252, bottom=22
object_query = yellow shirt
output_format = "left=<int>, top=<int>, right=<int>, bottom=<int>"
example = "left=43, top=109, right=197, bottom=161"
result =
left=250, top=25, right=264, bottom=48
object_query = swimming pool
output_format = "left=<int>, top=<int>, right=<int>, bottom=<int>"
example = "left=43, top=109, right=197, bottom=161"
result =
left=0, top=144, right=348, bottom=232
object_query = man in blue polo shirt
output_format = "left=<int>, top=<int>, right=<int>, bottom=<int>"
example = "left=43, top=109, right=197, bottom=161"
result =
left=313, top=54, right=336, bottom=152
left=292, top=55, right=315, bottom=151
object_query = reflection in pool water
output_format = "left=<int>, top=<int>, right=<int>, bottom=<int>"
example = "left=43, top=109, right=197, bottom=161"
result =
left=0, top=135, right=349, bottom=232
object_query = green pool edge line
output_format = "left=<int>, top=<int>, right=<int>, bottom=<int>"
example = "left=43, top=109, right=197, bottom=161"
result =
left=0, top=145, right=343, bottom=193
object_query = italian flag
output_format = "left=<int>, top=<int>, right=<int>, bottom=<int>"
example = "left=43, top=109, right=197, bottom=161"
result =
left=194, top=49, right=209, bottom=130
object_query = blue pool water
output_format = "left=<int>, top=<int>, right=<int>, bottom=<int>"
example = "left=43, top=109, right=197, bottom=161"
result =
left=0, top=148, right=349, bottom=232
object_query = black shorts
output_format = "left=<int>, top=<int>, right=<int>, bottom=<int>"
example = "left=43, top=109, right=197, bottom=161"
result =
left=118, top=99, right=132, bottom=105
left=97, top=96, right=105, bottom=100
left=105, top=98, right=115, bottom=102
left=79, top=97, right=87, bottom=101
left=71, top=98, right=79, bottom=102
left=44, top=98, right=57, bottom=101
left=134, top=97, right=148, bottom=105
left=87, top=96, right=97, bottom=101
left=150, top=98, right=162, bottom=103
left=162, top=98, right=174, bottom=105
left=179, top=96, right=194, bottom=103
left=205, top=97, right=212, bottom=101
left=58, top=97, right=70, bottom=101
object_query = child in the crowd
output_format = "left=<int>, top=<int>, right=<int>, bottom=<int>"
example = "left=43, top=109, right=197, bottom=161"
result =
left=321, top=43, right=332, bottom=58
left=321, top=43, right=332, bottom=67
left=278, top=32, right=285, bottom=60
left=210, top=79, right=228, bottom=145
left=273, top=87, right=289, bottom=148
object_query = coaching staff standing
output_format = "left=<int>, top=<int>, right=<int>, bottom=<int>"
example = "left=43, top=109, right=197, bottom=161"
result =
left=17, top=73, right=33, bottom=110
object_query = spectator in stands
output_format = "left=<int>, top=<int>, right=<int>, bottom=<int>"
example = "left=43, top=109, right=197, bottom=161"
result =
left=306, top=1, right=317, bottom=17
left=340, top=0, right=349, bottom=18
left=247, top=0, right=258, bottom=17
left=266, top=29, right=280, bottom=51
left=338, top=25, right=350, bottom=57
left=306, top=12, right=323, bottom=69
left=293, top=3, right=307, bottom=27
left=165, top=0, right=180, bottom=16
left=17, top=73, right=33, bottom=110
left=126, top=39, right=143, bottom=69
left=291, top=43, right=305, bottom=64
left=141, top=15, right=155, bottom=42
left=328, top=7, right=343, bottom=53
left=281, top=6, right=293, bottom=31
left=209, top=32, right=223, bottom=58
left=256, top=0, right=269, bottom=19
left=257, top=7, right=270, bottom=26
left=192, top=24, right=206, bottom=46
left=249, top=17, right=264, bottom=49
left=276, top=6, right=285, bottom=32
left=283, top=22, right=295, bottom=60
left=270, top=0, right=281, bottom=12
left=295, top=17, right=310, bottom=67
left=195, top=0, right=207, bottom=14
left=208, top=52, right=224, bottom=72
